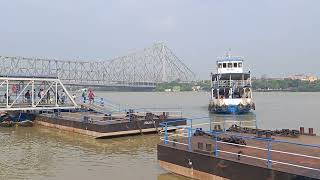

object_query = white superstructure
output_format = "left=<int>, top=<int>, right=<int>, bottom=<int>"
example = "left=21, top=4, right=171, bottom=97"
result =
left=208, top=52, right=255, bottom=114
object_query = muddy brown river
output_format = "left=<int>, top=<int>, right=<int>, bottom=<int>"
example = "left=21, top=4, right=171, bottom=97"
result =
left=0, top=92, right=319, bottom=179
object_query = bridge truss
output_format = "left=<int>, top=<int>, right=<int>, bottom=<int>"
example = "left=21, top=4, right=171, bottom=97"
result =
left=0, top=43, right=196, bottom=87
left=0, top=76, right=77, bottom=111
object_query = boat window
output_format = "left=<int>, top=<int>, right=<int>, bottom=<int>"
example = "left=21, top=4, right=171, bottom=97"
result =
left=218, top=63, right=222, bottom=68
left=234, top=63, right=238, bottom=68
left=223, top=63, right=226, bottom=68
left=238, top=62, right=242, bottom=67
left=228, top=63, right=232, bottom=68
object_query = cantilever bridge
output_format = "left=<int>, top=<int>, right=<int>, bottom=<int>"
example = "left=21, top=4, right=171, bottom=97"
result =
left=0, top=43, right=196, bottom=88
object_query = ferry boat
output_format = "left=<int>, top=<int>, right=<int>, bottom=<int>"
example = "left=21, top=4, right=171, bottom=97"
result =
left=208, top=52, right=255, bottom=114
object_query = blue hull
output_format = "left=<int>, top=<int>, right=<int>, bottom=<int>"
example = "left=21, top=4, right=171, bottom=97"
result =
left=211, top=105, right=252, bottom=114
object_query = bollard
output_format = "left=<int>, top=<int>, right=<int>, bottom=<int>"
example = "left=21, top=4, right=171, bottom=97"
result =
left=308, top=128, right=315, bottom=136
left=300, top=127, right=305, bottom=135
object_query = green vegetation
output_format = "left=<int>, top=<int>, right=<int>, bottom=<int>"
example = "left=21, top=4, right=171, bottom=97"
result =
left=155, top=79, right=320, bottom=92
left=155, top=81, right=193, bottom=92
left=155, top=80, right=211, bottom=92
left=253, top=79, right=320, bottom=92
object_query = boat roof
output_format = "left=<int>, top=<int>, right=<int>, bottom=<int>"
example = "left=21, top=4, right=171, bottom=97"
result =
left=212, top=73, right=250, bottom=80
left=217, top=56, right=244, bottom=62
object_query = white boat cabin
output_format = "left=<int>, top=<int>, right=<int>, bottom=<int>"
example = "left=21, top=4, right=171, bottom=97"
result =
left=217, top=57, right=244, bottom=74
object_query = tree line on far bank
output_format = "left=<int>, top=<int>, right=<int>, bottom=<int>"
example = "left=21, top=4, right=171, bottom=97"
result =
left=155, top=79, right=320, bottom=92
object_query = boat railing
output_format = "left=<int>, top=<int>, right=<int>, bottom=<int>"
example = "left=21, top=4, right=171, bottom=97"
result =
left=159, top=117, right=320, bottom=174
left=212, top=80, right=251, bottom=88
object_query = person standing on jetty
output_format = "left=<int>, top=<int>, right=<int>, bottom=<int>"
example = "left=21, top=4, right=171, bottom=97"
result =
left=99, top=97, right=104, bottom=107
left=40, top=89, right=45, bottom=103
left=61, top=90, right=66, bottom=104
left=25, top=90, right=31, bottom=104
left=82, top=90, right=87, bottom=103
left=46, top=91, right=51, bottom=104
left=4, top=93, right=10, bottom=103
left=88, top=90, right=94, bottom=104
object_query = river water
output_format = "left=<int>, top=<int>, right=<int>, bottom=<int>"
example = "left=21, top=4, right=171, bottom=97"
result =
left=0, top=92, right=319, bottom=179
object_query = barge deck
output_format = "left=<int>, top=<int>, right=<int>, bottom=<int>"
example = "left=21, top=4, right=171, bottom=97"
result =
left=36, top=110, right=186, bottom=138
left=157, top=119, right=320, bottom=180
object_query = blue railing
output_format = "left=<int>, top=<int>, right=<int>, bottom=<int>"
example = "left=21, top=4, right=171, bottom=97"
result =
left=159, top=117, right=320, bottom=172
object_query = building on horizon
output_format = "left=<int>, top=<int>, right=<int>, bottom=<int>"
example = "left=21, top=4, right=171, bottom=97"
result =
left=288, top=74, right=318, bottom=82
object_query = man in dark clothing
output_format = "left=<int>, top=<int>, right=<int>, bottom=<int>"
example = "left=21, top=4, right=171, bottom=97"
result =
left=47, top=91, right=51, bottom=103
left=25, top=90, right=31, bottom=103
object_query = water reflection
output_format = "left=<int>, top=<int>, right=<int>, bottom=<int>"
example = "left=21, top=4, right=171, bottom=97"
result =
left=189, top=113, right=257, bottom=132
left=208, top=112, right=257, bottom=131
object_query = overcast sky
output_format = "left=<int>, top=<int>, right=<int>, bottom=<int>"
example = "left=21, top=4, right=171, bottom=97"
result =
left=0, top=0, right=319, bottom=79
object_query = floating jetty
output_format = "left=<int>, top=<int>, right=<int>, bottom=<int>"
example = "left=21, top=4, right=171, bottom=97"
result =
left=157, top=118, right=320, bottom=180
left=0, top=75, right=187, bottom=138
left=36, top=109, right=186, bottom=138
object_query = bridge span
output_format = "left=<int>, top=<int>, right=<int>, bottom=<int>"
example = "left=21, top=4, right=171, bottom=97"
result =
left=0, top=43, right=196, bottom=88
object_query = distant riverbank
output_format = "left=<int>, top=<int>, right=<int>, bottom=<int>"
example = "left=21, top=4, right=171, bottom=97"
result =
left=155, top=79, right=320, bottom=92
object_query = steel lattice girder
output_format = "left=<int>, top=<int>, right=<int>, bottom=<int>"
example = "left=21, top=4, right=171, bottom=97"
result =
left=0, top=43, right=196, bottom=87
left=0, top=76, right=78, bottom=111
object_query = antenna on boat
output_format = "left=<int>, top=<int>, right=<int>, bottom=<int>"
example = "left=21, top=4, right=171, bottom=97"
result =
left=226, top=48, right=232, bottom=57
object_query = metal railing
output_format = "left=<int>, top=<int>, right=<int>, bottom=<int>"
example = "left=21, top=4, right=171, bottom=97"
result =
left=213, top=80, right=251, bottom=88
left=159, top=117, right=320, bottom=173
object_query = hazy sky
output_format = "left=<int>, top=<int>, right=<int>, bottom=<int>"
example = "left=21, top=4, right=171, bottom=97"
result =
left=0, top=0, right=319, bottom=79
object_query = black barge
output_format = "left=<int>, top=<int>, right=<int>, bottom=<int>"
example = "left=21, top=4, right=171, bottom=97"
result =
left=157, top=119, right=320, bottom=180
left=36, top=109, right=186, bottom=138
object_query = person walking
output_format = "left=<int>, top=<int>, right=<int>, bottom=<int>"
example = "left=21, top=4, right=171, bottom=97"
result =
left=88, top=90, right=94, bottom=104
left=40, top=89, right=45, bottom=103
left=61, top=90, right=66, bottom=104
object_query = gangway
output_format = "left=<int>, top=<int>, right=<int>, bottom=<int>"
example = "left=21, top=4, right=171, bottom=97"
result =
left=0, top=76, right=78, bottom=111
left=78, top=103, right=113, bottom=114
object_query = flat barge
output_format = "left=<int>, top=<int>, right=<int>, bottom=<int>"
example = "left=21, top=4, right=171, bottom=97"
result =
left=158, top=119, right=320, bottom=180
left=36, top=109, right=186, bottom=138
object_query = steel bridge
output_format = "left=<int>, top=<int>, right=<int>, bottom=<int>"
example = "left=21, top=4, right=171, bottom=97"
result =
left=0, top=43, right=196, bottom=88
